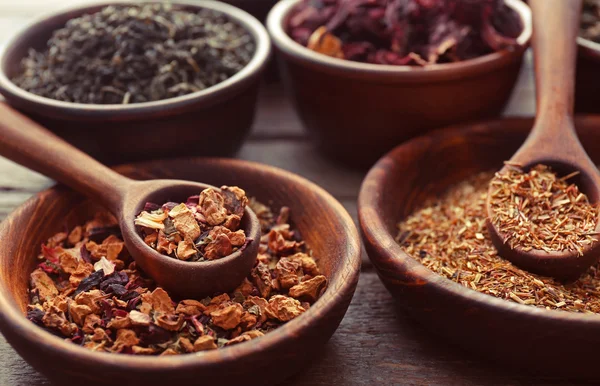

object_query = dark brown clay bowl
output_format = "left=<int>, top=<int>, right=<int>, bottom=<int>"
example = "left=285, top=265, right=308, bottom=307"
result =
left=576, top=38, right=600, bottom=113
left=358, top=116, right=600, bottom=378
left=0, top=1, right=271, bottom=165
left=267, top=0, right=532, bottom=168
left=0, top=158, right=361, bottom=386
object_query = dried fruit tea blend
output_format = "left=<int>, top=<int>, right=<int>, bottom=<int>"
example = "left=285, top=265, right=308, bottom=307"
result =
left=135, top=186, right=249, bottom=262
left=397, top=170, right=600, bottom=313
left=27, top=199, right=327, bottom=354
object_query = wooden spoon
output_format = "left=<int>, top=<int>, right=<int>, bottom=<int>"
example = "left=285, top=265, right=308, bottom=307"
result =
left=486, top=0, right=600, bottom=280
left=0, top=104, right=260, bottom=298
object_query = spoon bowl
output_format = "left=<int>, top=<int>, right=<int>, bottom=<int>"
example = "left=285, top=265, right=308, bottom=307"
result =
left=0, top=103, right=261, bottom=298
left=120, top=179, right=261, bottom=298
left=485, top=0, right=600, bottom=280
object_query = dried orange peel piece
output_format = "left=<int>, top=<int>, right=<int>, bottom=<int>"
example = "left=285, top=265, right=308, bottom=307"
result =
left=307, top=26, right=344, bottom=59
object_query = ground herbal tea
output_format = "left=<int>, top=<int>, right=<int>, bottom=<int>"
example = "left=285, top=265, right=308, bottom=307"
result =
left=287, top=0, right=522, bottom=65
left=581, top=0, right=600, bottom=42
left=27, top=200, right=327, bottom=354
left=12, top=4, right=254, bottom=104
left=397, top=172, right=600, bottom=314
left=489, top=164, right=598, bottom=255
left=135, top=186, right=249, bottom=262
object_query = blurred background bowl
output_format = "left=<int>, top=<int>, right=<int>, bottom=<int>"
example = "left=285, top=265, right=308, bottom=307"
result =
left=576, top=37, right=600, bottom=113
left=0, top=1, right=271, bottom=165
left=358, top=116, right=600, bottom=377
left=267, top=0, right=532, bottom=168
left=0, top=157, right=361, bottom=386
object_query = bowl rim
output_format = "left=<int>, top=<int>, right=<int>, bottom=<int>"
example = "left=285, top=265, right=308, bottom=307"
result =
left=578, top=36, right=600, bottom=61
left=358, top=116, right=600, bottom=326
left=0, top=0, right=272, bottom=118
left=0, top=157, right=362, bottom=371
left=266, top=0, right=532, bottom=81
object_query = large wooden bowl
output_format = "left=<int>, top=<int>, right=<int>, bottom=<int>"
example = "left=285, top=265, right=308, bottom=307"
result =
left=0, top=158, right=361, bottom=386
left=267, top=0, right=531, bottom=167
left=358, top=117, right=600, bottom=378
left=0, top=1, right=271, bottom=165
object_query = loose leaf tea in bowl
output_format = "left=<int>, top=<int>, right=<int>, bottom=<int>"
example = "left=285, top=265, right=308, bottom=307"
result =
left=27, top=199, right=327, bottom=354
left=287, top=0, right=523, bottom=65
left=488, top=164, right=599, bottom=255
left=397, top=171, right=600, bottom=314
left=135, top=186, right=249, bottom=262
left=11, top=3, right=255, bottom=104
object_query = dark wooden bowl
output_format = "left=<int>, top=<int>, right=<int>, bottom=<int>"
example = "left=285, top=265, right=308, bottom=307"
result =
left=0, top=158, right=361, bottom=386
left=267, top=0, right=532, bottom=168
left=0, top=1, right=271, bottom=165
left=576, top=38, right=600, bottom=114
left=358, top=116, right=600, bottom=378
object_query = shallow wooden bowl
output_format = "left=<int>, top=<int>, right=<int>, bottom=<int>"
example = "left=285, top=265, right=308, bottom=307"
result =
left=267, top=0, right=531, bottom=168
left=576, top=38, right=600, bottom=113
left=358, top=116, right=600, bottom=378
left=0, top=1, right=271, bottom=165
left=0, top=158, right=361, bottom=386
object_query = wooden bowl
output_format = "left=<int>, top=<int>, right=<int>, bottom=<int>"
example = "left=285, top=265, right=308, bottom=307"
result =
left=358, top=116, right=600, bottom=378
left=576, top=38, right=600, bottom=113
left=267, top=0, right=532, bottom=168
left=0, top=158, right=361, bottom=386
left=0, top=1, right=271, bottom=165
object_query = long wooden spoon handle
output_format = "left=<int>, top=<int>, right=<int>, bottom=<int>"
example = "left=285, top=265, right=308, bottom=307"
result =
left=529, top=0, right=581, bottom=138
left=0, top=104, right=130, bottom=212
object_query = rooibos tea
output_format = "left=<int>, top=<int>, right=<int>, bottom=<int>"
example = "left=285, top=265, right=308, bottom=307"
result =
left=12, top=4, right=255, bottom=104
left=397, top=171, right=600, bottom=314
left=489, top=164, right=599, bottom=255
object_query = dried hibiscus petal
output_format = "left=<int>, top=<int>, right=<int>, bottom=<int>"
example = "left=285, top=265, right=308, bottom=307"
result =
left=74, top=270, right=104, bottom=296
left=287, top=0, right=523, bottom=65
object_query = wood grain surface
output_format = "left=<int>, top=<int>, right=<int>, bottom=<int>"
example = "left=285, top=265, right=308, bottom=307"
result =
left=0, top=1, right=585, bottom=385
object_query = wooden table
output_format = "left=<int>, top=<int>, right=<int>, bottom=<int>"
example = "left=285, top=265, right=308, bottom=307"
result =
left=2, top=2, right=588, bottom=385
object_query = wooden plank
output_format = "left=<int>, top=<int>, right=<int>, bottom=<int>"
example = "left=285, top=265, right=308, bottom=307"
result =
left=252, top=83, right=305, bottom=138
left=0, top=272, right=588, bottom=386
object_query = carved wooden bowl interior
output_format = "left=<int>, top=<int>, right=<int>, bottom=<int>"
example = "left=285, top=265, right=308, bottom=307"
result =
left=0, top=158, right=361, bottom=386
left=359, top=117, right=600, bottom=378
